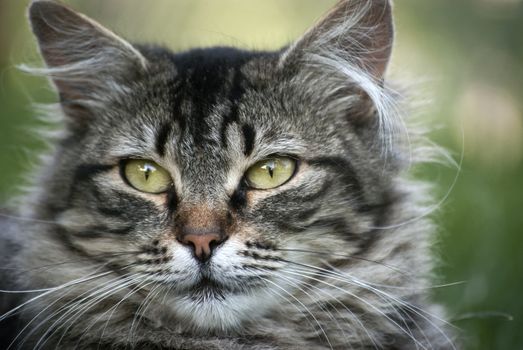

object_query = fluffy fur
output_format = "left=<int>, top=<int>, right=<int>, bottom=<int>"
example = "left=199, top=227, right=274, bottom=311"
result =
left=0, top=0, right=455, bottom=349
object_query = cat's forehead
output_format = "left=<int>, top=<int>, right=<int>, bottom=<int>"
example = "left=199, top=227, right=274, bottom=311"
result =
left=166, top=48, right=260, bottom=149
left=165, top=46, right=278, bottom=101
left=168, top=47, right=275, bottom=76
left=120, top=47, right=311, bottom=153
left=103, top=45, right=348, bottom=180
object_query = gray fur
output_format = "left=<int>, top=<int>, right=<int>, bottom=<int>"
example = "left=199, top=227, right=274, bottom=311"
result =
left=0, top=0, right=456, bottom=349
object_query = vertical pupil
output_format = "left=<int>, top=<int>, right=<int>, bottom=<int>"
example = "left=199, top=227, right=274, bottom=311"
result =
left=140, top=164, right=153, bottom=181
left=266, top=160, right=275, bottom=178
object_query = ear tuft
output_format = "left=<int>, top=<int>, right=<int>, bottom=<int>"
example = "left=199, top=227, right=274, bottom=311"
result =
left=26, top=0, right=148, bottom=120
left=28, top=0, right=147, bottom=70
left=280, top=0, right=394, bottom=79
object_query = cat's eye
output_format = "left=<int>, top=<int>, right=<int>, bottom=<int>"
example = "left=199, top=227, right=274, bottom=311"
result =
left=245, top=156, right=297, bottom=190
left=122, top=159, right=172, bottom=194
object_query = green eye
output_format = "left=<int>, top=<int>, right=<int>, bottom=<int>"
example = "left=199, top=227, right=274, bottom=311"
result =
left=245, top=156, right=297, bottom=190
left=122, top=159, right=172, bottom=194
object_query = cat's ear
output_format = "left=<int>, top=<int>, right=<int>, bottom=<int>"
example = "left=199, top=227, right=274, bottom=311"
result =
left=27, top=0, right=148, bottom=119
left=280, top=0, right=393, bottom=80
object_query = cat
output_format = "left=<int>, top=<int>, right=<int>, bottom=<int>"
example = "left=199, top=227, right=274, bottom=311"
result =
left=0, top=0, right=456, bottom=349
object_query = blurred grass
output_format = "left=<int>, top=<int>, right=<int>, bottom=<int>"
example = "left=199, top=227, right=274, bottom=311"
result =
left=1, top=1, right=522, bottom=349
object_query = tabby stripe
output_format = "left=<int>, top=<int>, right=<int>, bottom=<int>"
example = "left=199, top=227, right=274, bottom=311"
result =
left=155, top=122, right=172, bottom=157
left=67, top=163, right=114, bottom=208
left=53, top=227, right=93, bottom=257
left=307, top=156, right=369, bottom=211
left=241, top=124, right=256, bottom=156
left=167, top=189, right=178, bottom=215
left=96, top=205, right=124, bottom=218
left=73, top=163, right=113, bottom=183
left=230, top=185, right=247, bottom=211
left=294, top=206, right=321, bottom=221
left=91, top=187, right=124, bottom=218
left=220, top=66, right=245, bottom=147
left=254, top=180, right=331, bottom=214
left=102, top=225, right=134, bottom=235
left=53, top=228, right=140, bottom=276
left=277, top=216, right=355, bottom=239
left=355, top=192, right=398, bottom=255
left=299, top=180, right=333, bottom=202
left=276, top=220, right=306, bottom=233
left=68, top=225, right=133, bottom=238
left=91, top=187, right=161, bottom=225
left=169, top=76, right=187, bottom=134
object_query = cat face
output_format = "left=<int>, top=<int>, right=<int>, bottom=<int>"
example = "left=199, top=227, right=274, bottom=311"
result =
left=28, top=0, right=398, bottom=332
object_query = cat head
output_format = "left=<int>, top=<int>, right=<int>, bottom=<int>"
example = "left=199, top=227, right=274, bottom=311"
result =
left=27, top=0, right=401, bottom=332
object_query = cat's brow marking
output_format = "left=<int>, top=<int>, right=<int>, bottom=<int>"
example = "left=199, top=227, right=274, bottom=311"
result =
left=241, top=124, right=256, bottom=156
left=155, top=121, right=173, bottom=157
left=73, top=164, right=114, bottom=183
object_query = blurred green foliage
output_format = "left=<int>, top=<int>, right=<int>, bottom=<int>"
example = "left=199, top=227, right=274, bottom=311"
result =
left=1, top=1, right=522, bottom=349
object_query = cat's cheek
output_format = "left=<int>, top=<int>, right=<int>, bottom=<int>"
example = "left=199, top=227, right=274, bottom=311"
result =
left=69, top=235, right=138, bottom=257
left=209, top=236, right=248, bottom=269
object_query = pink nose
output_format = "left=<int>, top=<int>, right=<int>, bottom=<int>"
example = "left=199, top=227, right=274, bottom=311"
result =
left=175, top=205, right=229, bottom=262
left=180, top=232, right=225, bottom=262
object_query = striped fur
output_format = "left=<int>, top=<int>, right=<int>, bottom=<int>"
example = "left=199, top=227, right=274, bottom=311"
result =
left=0, top=0, right=456, bottom=349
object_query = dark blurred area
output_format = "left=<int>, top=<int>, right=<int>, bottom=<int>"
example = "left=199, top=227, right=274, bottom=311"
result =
left=1, top=1, right=522, bottom=349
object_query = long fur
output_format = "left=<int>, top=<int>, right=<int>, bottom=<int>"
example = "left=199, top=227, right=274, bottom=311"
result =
left=0, top=1, right=457, bottom=349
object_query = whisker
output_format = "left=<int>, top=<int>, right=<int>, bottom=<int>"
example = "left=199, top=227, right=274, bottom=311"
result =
left=0, top=212, right=142, bottom=238
left=303, top=264, right=430, bottom=349
left=0, top=270, right=114, bottom=323
left=75, top=277, right=153, bottom=349
left=8, top=283, right=76, bottom=350
left=258, top=275, right=334, bottom=350
left=320, top=263, right=456, bottom=350
left=257, top=278, right=320, bottom=345
left=12, top=265, right=139, bottom=350
left=0, top=212, right=64, bottom=225
left=38, top=272, right=141, bottom=350
left=273, top=247, right=413, bottom=278
left=281, top=258, right=458, bottom=350
left=11, top=273, right=133, bottom=350
left=279, top=260, right=430, bottom=350
left=323, top=261, right=461, bottom=329
left=0, top=251, right=143, bottom=280
left=277, top=268, right=383, bottom=349
left=126, top=279, right=163, bottom=345
left=271, top=270, right=359, bottom=349
left=273, top=271, right=350, bottom=344
left=369, top=130, right=464, bottom=231
left=285, top=257, right=458, bottom=330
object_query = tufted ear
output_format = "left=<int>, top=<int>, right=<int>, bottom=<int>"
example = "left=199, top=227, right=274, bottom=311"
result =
left=280, top=0, right=394, bottom=80
left=27, top=0, right=148, bottom=120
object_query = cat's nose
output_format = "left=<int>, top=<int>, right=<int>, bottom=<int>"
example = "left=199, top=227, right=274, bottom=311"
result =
left=179, top=229, right=227, bottom=262
left=176, top=205, right=229, bottom=262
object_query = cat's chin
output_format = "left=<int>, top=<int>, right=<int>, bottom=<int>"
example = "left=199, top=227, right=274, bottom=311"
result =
left=157, top=284, right=275, bottom=333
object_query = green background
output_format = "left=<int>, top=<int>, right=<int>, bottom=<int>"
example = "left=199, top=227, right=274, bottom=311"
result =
left=1, top=1, right=522, bottom=348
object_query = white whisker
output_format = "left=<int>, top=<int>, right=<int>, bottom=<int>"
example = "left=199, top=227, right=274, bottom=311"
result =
left=258, top=276, right=334, bottom=350
left=0, top=270, right=113, bottom=324
left=280, top=262, right=430, bottom=350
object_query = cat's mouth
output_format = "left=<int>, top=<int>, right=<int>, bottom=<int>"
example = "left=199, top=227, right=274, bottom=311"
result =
left=189, top=277, right=230, bottom=299
left=159, top=271, right=272, bottom=332
left=174, top=270, right=261, bottom=300
left=172, top=271, right=245, bottom=299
